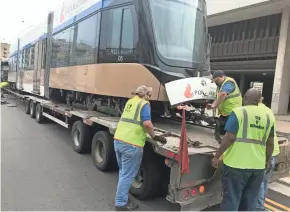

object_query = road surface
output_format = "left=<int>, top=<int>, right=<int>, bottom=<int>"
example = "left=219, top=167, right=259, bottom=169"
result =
left=1, top=96, right=289, bottom=211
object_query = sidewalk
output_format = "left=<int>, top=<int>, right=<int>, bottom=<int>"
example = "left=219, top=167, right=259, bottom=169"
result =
left=276, top=120, right=290, bottom=136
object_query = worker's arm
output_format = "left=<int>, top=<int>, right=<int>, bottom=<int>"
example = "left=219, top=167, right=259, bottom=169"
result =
left=141, top=104, right=166, bottom=144
left=211, top=81, right=236, bottom=108
left=266, top=125, right=275, bottom=167
left=214, top=111, right=238, bottom=159
left=141, top=103, right=155, bottom=138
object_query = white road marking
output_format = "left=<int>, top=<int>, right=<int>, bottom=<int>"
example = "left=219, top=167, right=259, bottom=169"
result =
left=269, top=179, right=290, bottom=197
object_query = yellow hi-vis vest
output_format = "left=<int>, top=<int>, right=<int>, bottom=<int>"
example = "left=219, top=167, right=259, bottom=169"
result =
left=217, top=77, right=242, bottom=116
left=0, top=81, right=9, bottom=88
left=258, top=103, right=280, bottom=157
left=114, top=96, right=148, bottom=147
left=223, top=105, right=274, bottom=169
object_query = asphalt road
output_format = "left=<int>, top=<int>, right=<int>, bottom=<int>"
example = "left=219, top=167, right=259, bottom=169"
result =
left=1, top=96, right=289, bottom=211
left=1, top=98, right=182, bottom=211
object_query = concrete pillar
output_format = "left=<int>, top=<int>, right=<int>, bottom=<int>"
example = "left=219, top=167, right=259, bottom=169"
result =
left=239, top=73, right=245, bottom=96
left=271, top=7, right=290, bottom=115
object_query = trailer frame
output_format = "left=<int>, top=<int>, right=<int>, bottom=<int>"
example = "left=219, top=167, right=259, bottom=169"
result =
left=3, top=88, right=290, bottom=211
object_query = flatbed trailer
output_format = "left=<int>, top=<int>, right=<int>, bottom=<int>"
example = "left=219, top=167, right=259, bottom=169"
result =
left=3, top=88, right=290, bottom=211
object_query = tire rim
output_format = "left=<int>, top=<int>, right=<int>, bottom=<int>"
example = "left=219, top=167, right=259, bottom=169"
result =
left=36, top=106, right=40, bottom=120
left=73, top=129, right=80, bottom=147
left=95, top=140, right=105, bottom=163
left=30, top=102, right=33, bottom=114
left=26, top=100, right=29, bottom=111
left=132, top=165, right=144, bottom=189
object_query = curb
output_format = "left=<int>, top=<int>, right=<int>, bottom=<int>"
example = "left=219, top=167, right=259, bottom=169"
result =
left=277, top=179, right=290, bottom=188
left=277, top=131, right=290, bottom=139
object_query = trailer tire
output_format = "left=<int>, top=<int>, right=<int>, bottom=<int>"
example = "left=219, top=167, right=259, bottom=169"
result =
left=71, top=121, right=91, bottom=154
left=25, top=98, right=30, bottom=114
left=130, top=155, right=161, bottom=199
left=29, top=101, right=36, bottom=118
left=35, top=103, right=45, bottom=123
left=91, top=131, right=117, bottom=171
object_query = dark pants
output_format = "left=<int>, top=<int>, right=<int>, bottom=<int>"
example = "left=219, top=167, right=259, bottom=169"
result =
left=220, top=164, right=265, bottom=211
left=218, top=115, right=229, bottom=135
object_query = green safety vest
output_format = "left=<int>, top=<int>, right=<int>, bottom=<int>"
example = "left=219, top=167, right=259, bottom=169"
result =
left=0, top=81, right=8, bottom=88
left=223, top=105, right=274, bottom=169
left=258, top=103, right=280, bottom=156
left=114, top=96, right=148, bottom=147
left=217, top=77, right=242, bottom=116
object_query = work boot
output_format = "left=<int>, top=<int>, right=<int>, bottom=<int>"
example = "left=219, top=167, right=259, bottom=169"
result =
left=115, top=202, right=138, bottom=211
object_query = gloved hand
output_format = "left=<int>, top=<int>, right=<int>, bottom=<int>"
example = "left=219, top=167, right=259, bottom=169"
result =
left=153, top=135, right=167, bottom=144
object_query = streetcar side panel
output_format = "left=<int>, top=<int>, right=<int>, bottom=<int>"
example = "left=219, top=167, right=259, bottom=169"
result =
left=48, top=0, right=166, bottom=101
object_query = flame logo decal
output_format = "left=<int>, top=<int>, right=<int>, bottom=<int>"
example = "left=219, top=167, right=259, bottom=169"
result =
left=60, top=2, right=65, bottom=23
left=184, top=84, right=193, bottom=98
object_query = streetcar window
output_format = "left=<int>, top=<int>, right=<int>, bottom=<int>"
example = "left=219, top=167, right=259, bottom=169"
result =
left=70, top=12, right=101, bottom=66
left=24, top=48, right=30, bottom=71
left=109, top=8, right=123, bottom=49
left=99, top=5, right=135, bottom=62
left=121, top=8, right=134, bottom=50
left=149, top=0, right=207, bottom=63
left=51, top=27, right=73, bottom=68
left=30, top=45, right=35, bottom=70
left=41, top=39, right=47, bottom=69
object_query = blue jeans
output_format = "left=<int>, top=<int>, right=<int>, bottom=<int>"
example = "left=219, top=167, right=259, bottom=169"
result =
left=114, top=140, right=143, bottom=207
left=256, top=156, right=276, bottom=210
left=220, top=164, right=265, bottom=211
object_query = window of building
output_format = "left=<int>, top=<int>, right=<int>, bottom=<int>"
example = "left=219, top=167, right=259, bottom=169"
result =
left=70, top=12, right=101, bottom=66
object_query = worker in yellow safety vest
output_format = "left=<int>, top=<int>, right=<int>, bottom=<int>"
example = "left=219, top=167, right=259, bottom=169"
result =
left=0, top=81, right=9, bottom=98
left=113, top=85, right=167, bottom=211
left=207, top=70, right=242, bottom=136
left=212, top=88, right=275, bottom=211
left=256, top=97, right=280, bottom=210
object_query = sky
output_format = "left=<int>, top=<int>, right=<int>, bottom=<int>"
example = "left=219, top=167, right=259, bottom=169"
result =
left=0, top=0, right=62, bottom=44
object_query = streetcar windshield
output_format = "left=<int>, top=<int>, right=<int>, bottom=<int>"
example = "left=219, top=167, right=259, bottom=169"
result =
left=149, top=0, right=207, bottom=65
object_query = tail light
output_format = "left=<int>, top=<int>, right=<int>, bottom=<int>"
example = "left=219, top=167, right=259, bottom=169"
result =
left=191, top=188, right=197, bottom=196
left=182, top=190, right=190, bottom=200
left=199, top=185, right=205, bottom=194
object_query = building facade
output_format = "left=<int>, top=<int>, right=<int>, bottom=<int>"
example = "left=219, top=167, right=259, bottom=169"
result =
left=0, top=43, right=10, bottom=61
left=207, top=0, right=290, bottom=115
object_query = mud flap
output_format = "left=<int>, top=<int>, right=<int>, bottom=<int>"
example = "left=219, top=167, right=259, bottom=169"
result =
left=180, top=168, right=222, bottom=211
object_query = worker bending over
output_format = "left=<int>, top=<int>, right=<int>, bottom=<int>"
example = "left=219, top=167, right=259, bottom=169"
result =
left=212, top=88, right=275, bottom=211
left=0, top=81, right=9, bottom=98
left=256, top=98, right=280, bottom=211
left=113, top=85, right=167, bottom=211
left=207, top=70, right=242, bottom=136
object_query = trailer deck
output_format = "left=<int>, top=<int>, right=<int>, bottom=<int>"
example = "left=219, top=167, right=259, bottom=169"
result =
left=4, top=88, right=218, bottom=156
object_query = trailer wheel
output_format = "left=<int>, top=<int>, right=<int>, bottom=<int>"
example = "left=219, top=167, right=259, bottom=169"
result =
left=29, top=101, right=36, bottom=118
left=35, top=103, right=45, bottom=123
left=130, top=155, right=161, bottom=199
left=25, top=98, right=30, bottom=114
left=71, top=121, right=92, bottom=154
left=91, top=131, right=117, bottom=171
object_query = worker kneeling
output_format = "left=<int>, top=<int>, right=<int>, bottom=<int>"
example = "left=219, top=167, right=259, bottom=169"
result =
left=212, top=88, right=275, bottom=211
left=113, top=85, right=167, bottom=211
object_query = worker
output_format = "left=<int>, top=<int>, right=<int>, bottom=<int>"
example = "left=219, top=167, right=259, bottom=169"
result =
left=207, top=70, right=242, bottom=136
left=256, top=97, right=280, bottom=211
left=113, top=85, right=167, bottom=211
left=212, top=88, right=275, bottom=211
left=0, top=81, right=9, bottom=98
